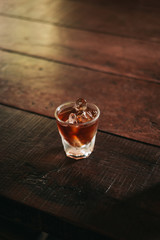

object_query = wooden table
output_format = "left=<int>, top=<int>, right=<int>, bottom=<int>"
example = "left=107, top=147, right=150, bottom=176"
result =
left=0, top=1, right=160, bottom=239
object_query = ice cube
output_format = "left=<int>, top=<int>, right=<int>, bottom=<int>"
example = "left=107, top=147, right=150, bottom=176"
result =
left=86, top=111, right=93, bottom=120
left=68, top=113, right=77, bottom=124
left=77, top=111, right=93, bottom=123
left=92, top=110, right=98, bottom=117
left=75, top=98, right=87, bottom=111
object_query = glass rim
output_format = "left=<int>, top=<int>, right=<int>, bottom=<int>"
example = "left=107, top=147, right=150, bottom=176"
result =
left=54, top=101, right=100, bottom=126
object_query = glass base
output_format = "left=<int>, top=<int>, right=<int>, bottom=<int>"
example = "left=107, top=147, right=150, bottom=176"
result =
left=62, top=136, right=96, bottom=160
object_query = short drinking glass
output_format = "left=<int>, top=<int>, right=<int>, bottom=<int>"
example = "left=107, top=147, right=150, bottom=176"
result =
left=55, top=99, right=100, bottom=160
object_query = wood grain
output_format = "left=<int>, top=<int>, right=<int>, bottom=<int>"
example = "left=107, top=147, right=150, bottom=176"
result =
left=0, top=16, right=160, bottom=82
left=0, top=104, right=160, bottom=240
left=0, top=0, right=160, bottom=42
left=0, top=51, right=160, bottom=146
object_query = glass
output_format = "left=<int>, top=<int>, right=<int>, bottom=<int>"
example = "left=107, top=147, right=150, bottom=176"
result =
left=55, top=101, right=100, bottom=160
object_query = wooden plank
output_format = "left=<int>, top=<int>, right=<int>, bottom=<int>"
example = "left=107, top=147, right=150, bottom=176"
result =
left=0, top=51, right=160, bottom=146
left=0, top=104, right=160, bottom=240
left=0, top=0, right=160, bottom=42
left=0, top=16, right=160, bottom=82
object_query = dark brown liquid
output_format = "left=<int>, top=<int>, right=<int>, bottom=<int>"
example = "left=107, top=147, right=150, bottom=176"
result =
left=57, top=107, right=98, bottom=147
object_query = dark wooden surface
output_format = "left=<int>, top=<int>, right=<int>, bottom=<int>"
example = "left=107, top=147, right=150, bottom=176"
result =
left=0, top=105, right=160, bottom=240
left=1, top=15, right=160, bottom=82
left=1, top=0, right=160, bottom=41
left=0, top=51, right=160, bottom=146
left=0, top=0, right=160, bottom=239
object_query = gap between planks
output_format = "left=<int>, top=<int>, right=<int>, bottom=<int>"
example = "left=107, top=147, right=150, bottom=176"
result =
left=0, top=12, right=160, bottom=44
